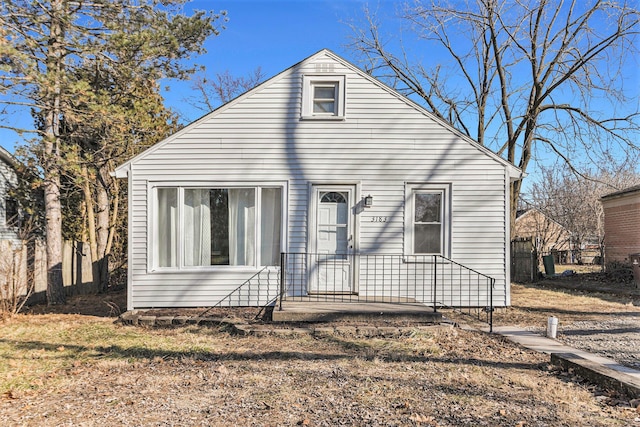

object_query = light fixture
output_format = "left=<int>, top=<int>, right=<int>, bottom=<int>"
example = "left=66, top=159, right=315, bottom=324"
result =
left=364, top=194, right=373, bottom=207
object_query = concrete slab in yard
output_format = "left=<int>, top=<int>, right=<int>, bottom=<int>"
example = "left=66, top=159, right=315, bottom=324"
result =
left=272, top=301, right=442, bottom=323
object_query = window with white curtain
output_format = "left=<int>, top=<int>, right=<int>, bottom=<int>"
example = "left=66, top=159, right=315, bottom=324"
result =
left=157, top=188, right=177, bottom=267
left=154, top=186, right=282, bottom=269
left=260, top=188, right=282, bottom=266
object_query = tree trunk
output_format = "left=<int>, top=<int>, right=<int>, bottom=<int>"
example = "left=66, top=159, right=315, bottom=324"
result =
left=81, top=164, right=106, bottom=292
left=510, top=180, right=522, bottom=240
left=106, top=168, right=119, bottom=257
left=81, top=165, right=98, bottom=262
left=44, top=171, right=64, bottom=304
left=44, top=0, right=65, bottom=305
left=95, top=166, right=111, bottom=292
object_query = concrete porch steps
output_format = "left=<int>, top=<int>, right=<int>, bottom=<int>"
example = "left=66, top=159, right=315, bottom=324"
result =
left=271, top=300, right=442, bottom=323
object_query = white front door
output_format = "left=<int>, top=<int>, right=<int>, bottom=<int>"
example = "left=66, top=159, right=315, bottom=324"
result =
left=310, top=185, right=355, bottom=293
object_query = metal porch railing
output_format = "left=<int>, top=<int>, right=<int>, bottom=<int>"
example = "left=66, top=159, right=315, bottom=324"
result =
left=198, top=266, right=280, bottom=319
left=279, top=252, right=496, bottom=331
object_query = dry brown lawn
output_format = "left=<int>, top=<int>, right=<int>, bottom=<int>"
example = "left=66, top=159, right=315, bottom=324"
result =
left=1, top=277, right=639, bottom=426
left=495, top=281, right=639, bottom=326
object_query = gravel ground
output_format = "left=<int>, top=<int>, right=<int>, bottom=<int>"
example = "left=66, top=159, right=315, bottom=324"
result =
left=522, top=317, right=640, bottom=370
left=492, top=274, right=640, bottom=372
left=559, top=318, right=640, bottom=369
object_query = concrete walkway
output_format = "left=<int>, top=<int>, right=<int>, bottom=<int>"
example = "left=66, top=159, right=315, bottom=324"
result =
left=490, top=326, right=640, bottom=399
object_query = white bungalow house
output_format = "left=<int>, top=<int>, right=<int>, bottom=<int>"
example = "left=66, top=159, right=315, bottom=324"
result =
left=115, top=49, right=521, bottom=312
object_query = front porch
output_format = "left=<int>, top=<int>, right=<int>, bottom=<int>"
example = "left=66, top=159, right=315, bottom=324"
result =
left=272, top=298, right=442, bottom=323
left=213, top=253, right=497, bottom=330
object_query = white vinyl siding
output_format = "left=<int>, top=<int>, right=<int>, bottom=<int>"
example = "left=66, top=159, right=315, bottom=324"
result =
left=0, top=158, right=20, bottom=242
left=121, top=51, right=514, bottom=309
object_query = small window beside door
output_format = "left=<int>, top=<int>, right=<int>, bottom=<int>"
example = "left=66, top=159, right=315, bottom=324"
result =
left=414, top=193, right=442, bottom=254
left=405, top=184, right=451, bottom=257
left=301, top=75, right=345, bottom=120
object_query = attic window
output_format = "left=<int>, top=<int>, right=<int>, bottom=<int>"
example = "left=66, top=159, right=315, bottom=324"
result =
left=302, top=75, right=345, bottom=120
left=313, top=84, right=338, bottom=114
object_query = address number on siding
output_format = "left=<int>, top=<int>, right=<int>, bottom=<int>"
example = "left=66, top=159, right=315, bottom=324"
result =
left=371, top=216, right=388, bottom=223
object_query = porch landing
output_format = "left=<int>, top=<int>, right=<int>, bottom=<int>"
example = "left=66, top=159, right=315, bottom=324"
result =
left=272, top=300, right=442, bottom=323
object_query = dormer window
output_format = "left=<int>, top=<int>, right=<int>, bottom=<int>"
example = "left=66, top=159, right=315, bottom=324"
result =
left=302, top=75, right=345, bottom=120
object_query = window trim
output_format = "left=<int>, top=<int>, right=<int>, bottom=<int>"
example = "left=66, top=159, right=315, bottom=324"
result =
left=404, top=183, right=451, bottom=257
left=301, top=75, right=346, bottom=120
left=149, top=182, right=287, bottom=272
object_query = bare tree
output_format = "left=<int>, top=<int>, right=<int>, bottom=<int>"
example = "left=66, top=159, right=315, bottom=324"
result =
left=349, top=0, right=639, bottom=233
left=0, top=215, right=42, bottom=315
left=186, top=68, right=266, bottom=113
left=523, top=158, right=640, bottom=263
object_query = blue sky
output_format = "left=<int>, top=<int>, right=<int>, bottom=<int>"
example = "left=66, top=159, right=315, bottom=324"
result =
left=160, top=0, right=640, bottom=179
left=0, top=0, right=380, bottom=152
left=163, top=0, right=382, bottom=123
left=1, top=0, right=637, bottom=183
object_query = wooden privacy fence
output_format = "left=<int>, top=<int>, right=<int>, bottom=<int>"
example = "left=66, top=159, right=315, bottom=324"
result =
left=511, top=237, right=538, bottom=283
left=0, top=239, right=96, bottom=305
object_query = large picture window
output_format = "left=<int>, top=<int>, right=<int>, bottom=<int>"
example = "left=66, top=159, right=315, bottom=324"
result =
left=405, top=184, right=450, bottom=256
left=155, top=186, right=282, bottom=269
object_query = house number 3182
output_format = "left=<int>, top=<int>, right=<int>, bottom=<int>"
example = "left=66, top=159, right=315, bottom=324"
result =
left=371, top=216, right=388, bottom=223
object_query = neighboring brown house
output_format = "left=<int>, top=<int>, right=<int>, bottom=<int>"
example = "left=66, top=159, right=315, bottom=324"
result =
left=601, top=185, right=640, bottom=264
left=514, top=209, right=573, bottom=264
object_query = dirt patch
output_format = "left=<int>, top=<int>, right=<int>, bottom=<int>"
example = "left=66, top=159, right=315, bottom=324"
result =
left=3, top=276, right=640, bottom=425
left=20, top=286, right=128, bottom=318
left=2, top=314, right=637, bottom=426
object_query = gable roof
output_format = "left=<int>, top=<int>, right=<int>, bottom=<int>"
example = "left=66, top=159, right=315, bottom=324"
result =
left=0, top=146, right=17, bottom=168
left=115, top=49, right=522, bottom=179
left=515, top=208, right=570, bottom=231
left=601, top=184, right=640, bottom=201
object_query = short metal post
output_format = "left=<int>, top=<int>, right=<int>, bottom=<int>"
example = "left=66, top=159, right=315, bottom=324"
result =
left=279, top=252, right=285, bottom=311
left=489, top=278, right=494, bottom=333
left=433, top=255, right=437, bottom=312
